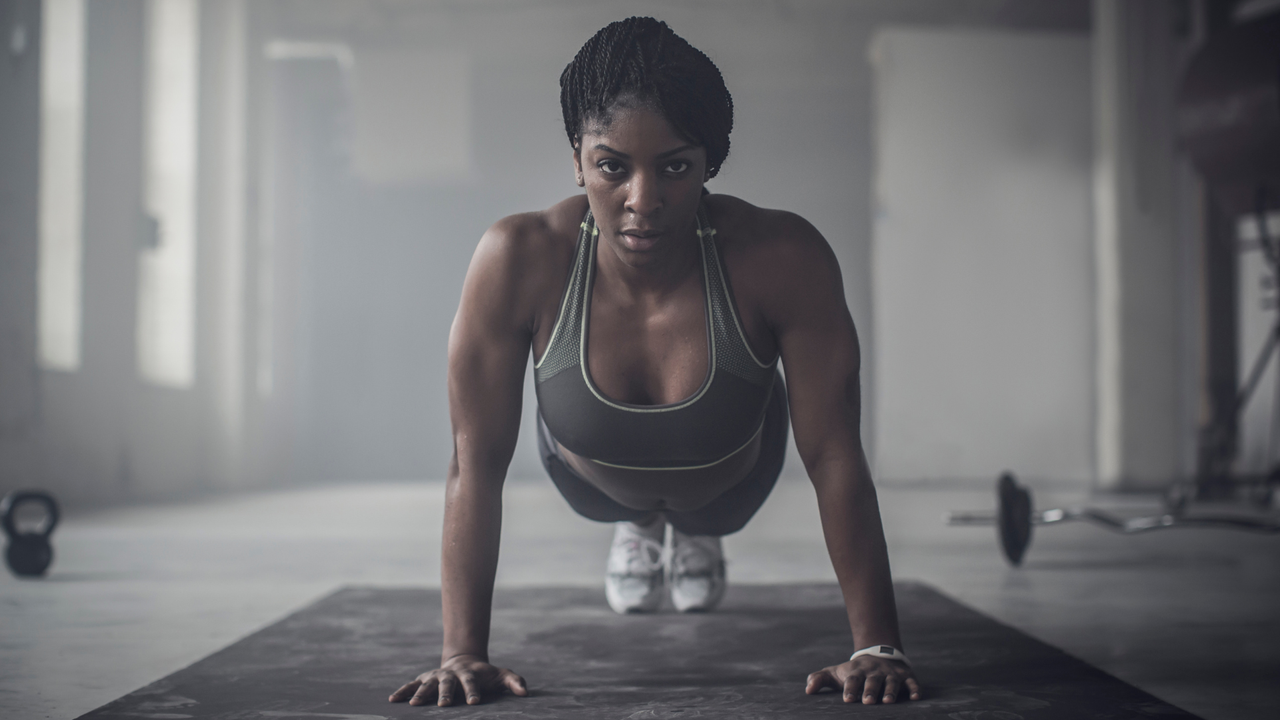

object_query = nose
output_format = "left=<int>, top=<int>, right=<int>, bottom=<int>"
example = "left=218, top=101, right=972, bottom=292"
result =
left=624, top=170, right=662, bottom=217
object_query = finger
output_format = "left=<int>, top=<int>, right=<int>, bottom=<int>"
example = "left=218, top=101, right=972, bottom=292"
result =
left=389, top=680, right=419, bottom=703
left=862, top=674, right=884, bottom=705
left=805, top=669, right=836, bottom=695
left=882, top=675, right=900, bottom=704
left=905, top=676, right=923, bottom=701
left=842, top=672, right=865, bottom=703
left=457, top=671, right=482, bottom=706
left=409, top=676, right=439, bottom=707
left=436, top=675, right=457, bottom=707
left=501, top=669, right=529, bottom=697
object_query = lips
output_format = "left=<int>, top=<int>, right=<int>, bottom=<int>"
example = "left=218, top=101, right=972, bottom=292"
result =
left=621, top=228, right=662, bottom=238
left=618, top=229, right=664, bottom=251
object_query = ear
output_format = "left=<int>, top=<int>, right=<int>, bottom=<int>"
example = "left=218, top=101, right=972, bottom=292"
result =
left=572, top=142, right=585, bottom=187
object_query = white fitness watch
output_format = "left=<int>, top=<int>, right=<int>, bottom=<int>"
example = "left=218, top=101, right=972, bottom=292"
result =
left=850, top=644, right=912, bottom=667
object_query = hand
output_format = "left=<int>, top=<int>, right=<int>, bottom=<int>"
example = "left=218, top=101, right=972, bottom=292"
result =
left=805, top=655, right=922, bottom=705
left=388, top=654, right=528, bottom=707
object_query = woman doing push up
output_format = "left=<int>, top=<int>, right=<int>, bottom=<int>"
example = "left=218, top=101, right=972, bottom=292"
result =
left=389, top=16, right=922, bottom=709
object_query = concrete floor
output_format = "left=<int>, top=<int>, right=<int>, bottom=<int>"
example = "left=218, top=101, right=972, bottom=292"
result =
left=1, top=477, right=1277, bottom=720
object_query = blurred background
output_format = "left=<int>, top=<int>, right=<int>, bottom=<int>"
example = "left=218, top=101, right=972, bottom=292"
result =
left=3, top=0, right=1266, bottom=501
left=2, top=0, right=1279, bottom=719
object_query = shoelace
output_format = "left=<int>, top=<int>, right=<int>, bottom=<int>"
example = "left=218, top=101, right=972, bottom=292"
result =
left=610, top=531, right=664, bottom=576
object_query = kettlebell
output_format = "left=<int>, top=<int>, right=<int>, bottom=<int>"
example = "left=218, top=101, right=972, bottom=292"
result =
left=1, top=490, right=59, bottom=577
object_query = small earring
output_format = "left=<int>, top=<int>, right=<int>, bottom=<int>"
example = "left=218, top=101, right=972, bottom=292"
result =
left=576, top=173, right=585, bottom=187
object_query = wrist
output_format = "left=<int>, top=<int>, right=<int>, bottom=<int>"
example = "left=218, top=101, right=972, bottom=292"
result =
left=441, top=651, right=488, bottom=666
left=850, top=644, right=911, bottom=667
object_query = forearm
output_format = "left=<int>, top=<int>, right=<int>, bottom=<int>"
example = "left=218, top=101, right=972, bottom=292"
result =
left=812, top=455, right=902, bottom=651
left=440, top=462, right=504, bottom=663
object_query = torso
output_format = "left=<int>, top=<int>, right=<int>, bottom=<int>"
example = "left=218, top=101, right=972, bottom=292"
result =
left=528, top=194, right=780, bottom=512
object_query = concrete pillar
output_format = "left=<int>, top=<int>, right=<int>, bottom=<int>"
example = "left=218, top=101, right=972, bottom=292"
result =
left=198, top=0, right=249, bottom=489
left=1092, top=0, right=1198, bottom=489
left=0, top=0, right=44, bottom=496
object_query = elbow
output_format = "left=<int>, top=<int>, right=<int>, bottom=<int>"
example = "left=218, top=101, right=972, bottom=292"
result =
left=799, top=442, right=874, bottom=493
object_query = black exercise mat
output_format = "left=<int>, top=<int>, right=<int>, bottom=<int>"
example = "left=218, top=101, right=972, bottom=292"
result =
left=78, top=581, right=1197, bottom=719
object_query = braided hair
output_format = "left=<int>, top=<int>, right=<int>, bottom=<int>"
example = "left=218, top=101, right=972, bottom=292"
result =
left=560, top=17, right=734, bottom=178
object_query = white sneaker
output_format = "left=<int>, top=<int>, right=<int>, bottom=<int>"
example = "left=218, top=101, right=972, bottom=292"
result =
left=669, top=528, right=726, bottom=612
left=605, top=519, right=666, bottom=614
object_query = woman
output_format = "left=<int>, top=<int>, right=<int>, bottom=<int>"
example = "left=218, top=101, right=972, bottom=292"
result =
left=389, top=16, right=922, bottom=708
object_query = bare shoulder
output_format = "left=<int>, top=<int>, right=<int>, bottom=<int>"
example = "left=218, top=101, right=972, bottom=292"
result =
left=460, top=195, right=588, bottom=332
left=474, top=195, right=587, bottom=279
left=703, top=194, right=845, bottom=306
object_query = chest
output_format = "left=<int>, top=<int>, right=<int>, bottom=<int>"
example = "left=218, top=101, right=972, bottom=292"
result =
left=585, top=272, right=709, bottom=406
left=531, top=225, right=778, bottom=409
left=532, top=217, right=780, bottom=469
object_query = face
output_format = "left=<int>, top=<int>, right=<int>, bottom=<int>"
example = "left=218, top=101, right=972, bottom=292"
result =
left=573, top=102, right=708, bottom=266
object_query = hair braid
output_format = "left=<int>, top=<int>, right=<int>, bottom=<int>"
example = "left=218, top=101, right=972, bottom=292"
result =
left=560, top=17, right=734, bottom=178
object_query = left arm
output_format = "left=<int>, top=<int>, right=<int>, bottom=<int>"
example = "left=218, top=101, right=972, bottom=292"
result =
left=759, top=213, right=922, bottom=705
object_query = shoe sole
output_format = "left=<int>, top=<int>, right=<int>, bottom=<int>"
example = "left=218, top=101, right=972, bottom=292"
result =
left=669, top=569, right=726, bottom=613
left=606, top=576, right=664, bottom=614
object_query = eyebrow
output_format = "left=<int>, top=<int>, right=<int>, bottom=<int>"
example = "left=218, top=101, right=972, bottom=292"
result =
left=593, top=143, right=698, bottom=159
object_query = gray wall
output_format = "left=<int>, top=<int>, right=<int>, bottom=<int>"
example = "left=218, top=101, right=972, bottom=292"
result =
left=871, top=28, right=1095, bottom=483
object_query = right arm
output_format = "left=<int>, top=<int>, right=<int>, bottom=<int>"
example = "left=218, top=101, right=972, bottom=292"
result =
left=389, top=218, right=540, bottom=707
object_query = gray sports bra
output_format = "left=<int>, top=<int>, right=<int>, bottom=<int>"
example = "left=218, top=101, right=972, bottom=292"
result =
left=533, top=205, right=778, bottom=470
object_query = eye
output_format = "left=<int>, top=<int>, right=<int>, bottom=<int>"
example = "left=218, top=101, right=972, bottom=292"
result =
left=664, top=160, right=691, bottom=174
left=597, top=159, right=624, bottom=175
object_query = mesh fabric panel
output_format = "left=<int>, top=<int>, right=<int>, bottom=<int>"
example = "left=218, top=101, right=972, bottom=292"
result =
left=534, top=218, right=593, bottom=382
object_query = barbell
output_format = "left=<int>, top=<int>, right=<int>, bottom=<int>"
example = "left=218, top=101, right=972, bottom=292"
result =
left=948, top=472, right=1280, bottom=566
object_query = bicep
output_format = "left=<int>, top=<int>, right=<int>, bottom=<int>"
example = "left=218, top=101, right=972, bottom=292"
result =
left=780, top=306, right=864, bottom=479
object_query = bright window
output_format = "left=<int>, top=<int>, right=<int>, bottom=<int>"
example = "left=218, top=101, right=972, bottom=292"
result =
left=136, top=0, right=199, bottom=387
left=38, top=0, right=86, bottom=371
